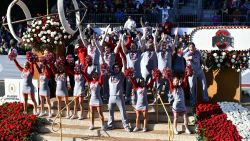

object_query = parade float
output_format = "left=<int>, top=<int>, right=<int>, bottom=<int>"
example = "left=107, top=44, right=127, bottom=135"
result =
left=190, top=26, right=250, bottom=102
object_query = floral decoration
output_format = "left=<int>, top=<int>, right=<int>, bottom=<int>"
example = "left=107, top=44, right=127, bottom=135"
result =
left=21, top=16, right=72, bottom=51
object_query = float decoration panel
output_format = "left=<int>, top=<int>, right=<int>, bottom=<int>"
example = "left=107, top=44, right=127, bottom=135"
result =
left=191, top=26, right=250, bottom=71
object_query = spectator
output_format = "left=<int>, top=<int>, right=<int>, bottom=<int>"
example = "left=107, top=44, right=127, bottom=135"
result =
left=162, top=19, right=173, bottom=35
left=115, top=9, right=125, bottom=22
left=124, top=16, right=137, bottom=30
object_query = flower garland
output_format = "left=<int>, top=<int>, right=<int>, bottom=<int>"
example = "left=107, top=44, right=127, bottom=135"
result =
left=218, top=102, right=250, bottom=140
left=201, top=50, right=250, bottom=72
left=196, top=102, right=242, bottom=141
left=21, top=15, right=72, bottom=52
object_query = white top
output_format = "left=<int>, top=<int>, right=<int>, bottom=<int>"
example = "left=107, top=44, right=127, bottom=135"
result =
left=124, top=19, right=137, bottom=30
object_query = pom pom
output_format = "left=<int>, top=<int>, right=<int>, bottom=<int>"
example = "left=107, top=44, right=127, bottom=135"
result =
left=26, top=51, right=37, bottom=63
left=39, top=56, right=47, bottom=65
left=8, top=49, right=18, bottom=61
left=74, top=64, right=83, bottom=74
left=45, top=52, right=55, bottom=63
left=124, top=68, right=134, bottom=77
left=163, top=68, right=171, bottom=79
left=185, top=65, right=193, bottom=76
left=66, top=54, right=74, bottom=65
left=54, top=57, right=65, bottom=69
left=152, top=68, right=162, bottom=79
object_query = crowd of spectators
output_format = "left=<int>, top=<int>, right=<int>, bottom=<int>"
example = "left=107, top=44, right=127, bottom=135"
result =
left=0, top=17, right=26, bottom=55
left=206, top=0, right=250, bottom=25
left=77, top=0, right=173, bottom=24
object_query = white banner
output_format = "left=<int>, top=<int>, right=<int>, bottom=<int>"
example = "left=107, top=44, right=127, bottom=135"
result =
left=4, top=79, right=21, bottom=102
left=4, top=79, right=39, bottom=104
left=191, top=27, right=250, bottom=51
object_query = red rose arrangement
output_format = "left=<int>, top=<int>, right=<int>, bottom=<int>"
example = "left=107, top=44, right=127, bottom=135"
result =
left=196, top=102, right=242, bottom=141
left=0, top=102, right=39, bottom=141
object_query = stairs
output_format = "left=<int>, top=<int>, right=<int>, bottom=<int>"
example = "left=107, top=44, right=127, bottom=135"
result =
left=35, top=97, right=197, bottom=141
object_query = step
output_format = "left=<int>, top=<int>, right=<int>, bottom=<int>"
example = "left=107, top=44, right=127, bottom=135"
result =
left=42, top=118, right=195, bottom=131
left=38, top=124, right=196, bottom=141
left=35, top=132, right=196, bottom=141
left=40, top=97, right=194, bottom=113
left=35, top=132, right=165, bottom=141
left=42, top=109, right=195, bottom=124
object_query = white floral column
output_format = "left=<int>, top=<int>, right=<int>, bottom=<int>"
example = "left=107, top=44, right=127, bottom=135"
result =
left=218, top=102, right=250, bottom=140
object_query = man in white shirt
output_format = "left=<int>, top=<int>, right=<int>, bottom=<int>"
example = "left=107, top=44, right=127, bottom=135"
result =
left=124, top=16, right=136, bottom=30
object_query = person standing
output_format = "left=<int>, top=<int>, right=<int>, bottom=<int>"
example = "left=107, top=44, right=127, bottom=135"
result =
left=106, top=53, right=131, bottom=132
left=12, top=53, right=38, bottom=115
left=184, top=42, right=209, bottom=106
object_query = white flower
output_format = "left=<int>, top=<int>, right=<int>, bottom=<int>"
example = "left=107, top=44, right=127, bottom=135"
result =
left=28, top=34, right=30, bottom=38
left=64, top=35, right=67, bottom=39
left=217, top=64, right=221, bottom=67
left=63, top=29, right=66, bottom=33
left=55, top=37, right=59, bottom=40
left=38, top=34, right=42, bottom=37
left=43, top=31, right=47, bottom=34
left=68, top=35, right=71, bottom=39
left=54, top=41, right=58, bottom=44
left=36, top=26, right=40, bottom=29
left=47, top=16, right=51, bottom=20
left=47, top=30, right=51, bottom=34
left=232, top=66, right=235, bottom=69
left=233, top=55, right=236, bottom=58
left=28, top=28, right=31, bottom=32
left=237, top=69, right=240, bottom=72
left=30, top=38, right=33, bottom=41
left=42, top=26, right=46, bottom=30
left=58, top=34, right=62, bottom=38
left=45, top=24, right=49, bottom=27
left=24, top=43, right=28, bottom=46
left=51, top=34, right=55, bottom=38
left=32, top=29, right=35, bottom=32
left=231, top=59, right=235, bottom=63
left=60, top=26, right=64, bottom=30
left=243, top=57, right=247, bottom=61
left=26, top=39, right=30, bottom=43
left=38, top=20, right=42, bottom=25
left=213, top=53, right=217, bottom=57
left=34, top=21, right=38, bottom=25
left=59, top=41, right=62, bottom=45
left=43, top=40, right=47, bottom=43
left=220, top=59, right=223, bottom=62
left=47, top=39, right=50, bottom=42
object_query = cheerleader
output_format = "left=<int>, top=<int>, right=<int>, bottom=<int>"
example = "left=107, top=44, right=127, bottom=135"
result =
left=70, top=64, right=85, bottom=120
left=35, top=56, right=52, bottom=117
left=153, top=32, right=174, bottom=103
left=83, top=67, right=105, bottom=130
left=172, top=42, right=186, bottom=77
left=139, top=34, right=158, bottom=84
left=127, top=75, right=155, bottom=132
left=84, top=55, right=99, bottom=77
left=106, top=53, right=131, bottom=132
left=164, top=68, right=192, bottom=135
left=121, top=34, right=141, bottom=104
left=50, top=58, right=72, bottom=118
left=184, top=42, right=209, bottom=106
left=13, top=55, right=38, bottom=115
